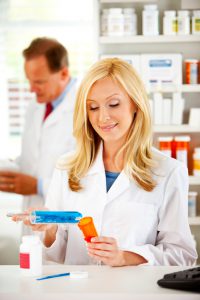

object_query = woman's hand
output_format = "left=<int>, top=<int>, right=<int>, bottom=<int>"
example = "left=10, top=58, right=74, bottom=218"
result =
left=12, top=207, right=58, bottom=247
left=87, top=236, right=147, bottom=267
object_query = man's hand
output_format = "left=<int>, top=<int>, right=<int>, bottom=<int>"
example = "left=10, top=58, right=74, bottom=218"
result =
left=0, top=171, right=37, bottom=195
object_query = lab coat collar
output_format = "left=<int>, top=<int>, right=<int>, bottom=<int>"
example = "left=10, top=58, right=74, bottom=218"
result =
left=87, top=143, right=105, bottom=175
left=87, top=143, right=131, bottom=202
left=43, top=81, right=76, bottom=128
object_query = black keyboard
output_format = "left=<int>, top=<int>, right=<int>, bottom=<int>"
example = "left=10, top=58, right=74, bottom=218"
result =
left=157, top=266, right=200, bottom=292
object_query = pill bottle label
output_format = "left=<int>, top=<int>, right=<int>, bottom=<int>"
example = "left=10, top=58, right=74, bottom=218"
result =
left=194, top=18, right=200, bottom=32
left=20, top=253, right=30, bottom=269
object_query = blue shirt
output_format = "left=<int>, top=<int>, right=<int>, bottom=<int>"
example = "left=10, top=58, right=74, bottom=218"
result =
left=51, top=77, right=76, bottom=109
left=105, top=171, right=120, bottom=192
left=37, top=78, right=76, bottom=196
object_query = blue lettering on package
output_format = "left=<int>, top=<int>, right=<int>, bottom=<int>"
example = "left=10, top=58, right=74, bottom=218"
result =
left=149, top=59, right=172, bottom=67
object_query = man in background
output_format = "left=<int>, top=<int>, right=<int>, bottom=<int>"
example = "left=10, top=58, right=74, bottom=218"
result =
left=0, top=37, right=77, bottom=221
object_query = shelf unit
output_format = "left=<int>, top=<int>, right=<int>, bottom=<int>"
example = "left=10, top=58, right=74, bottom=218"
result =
left=100, top=35, right=200, bottom=44
left=189, top=217, right=200, bottom=226
left=97, top=0, right=200, bottom=260
left=148, top=84, right=200, bottom=93
left=154, top=125, right=200, bottom=133
left=100, top=0, right=158, bottom=3
left=189, top=176, right=200, bottom=185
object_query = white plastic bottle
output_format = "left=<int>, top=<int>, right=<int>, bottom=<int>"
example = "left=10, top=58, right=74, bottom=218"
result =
left=174, top=135, right=191, bottom=167
left=142, top=4, right=159, bottom=36
left=101, top=9, right=109, bottom=36
left=177, top=10, right=190, bottom=35
left=107, top=8, right=124, bottom=36
left=123, top=8, right=137, bottom=36
left=19, top=235, right=42, bottom=276
left=192, top=10, right=200, bottom=35
left=163, top=10, right=177, bottom=35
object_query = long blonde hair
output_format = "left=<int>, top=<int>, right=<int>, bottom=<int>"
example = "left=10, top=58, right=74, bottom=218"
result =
left=61, top=58, right=156, bottom=192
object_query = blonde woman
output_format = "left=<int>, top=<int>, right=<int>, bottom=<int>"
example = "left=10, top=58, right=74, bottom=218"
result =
left=20, top=58, right=197, bottom=266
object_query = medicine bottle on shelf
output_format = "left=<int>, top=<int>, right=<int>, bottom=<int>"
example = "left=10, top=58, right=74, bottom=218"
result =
left=19, top=235, right=42, bottom=276
left=158, top=136, right=173, bottom=157
left=188, top=191, right=198, bottom=218
left=177, top=10, right=190, bottom=35
left=185, top=59, right=199, bottom=84
left=101, top=9, right=109, bottom=36
left=192, top=10, right=200, bottom=35
left=107, top=8, right=124, bottom=36
left=193, top=147, right=200, bottom=176
left=163, top=10, right=177, bottom=35
left=142, top=4, right=159, bottom=36
left=123, top=8, right=137, bottom=36
left=174, top=135, right=191, bottom=167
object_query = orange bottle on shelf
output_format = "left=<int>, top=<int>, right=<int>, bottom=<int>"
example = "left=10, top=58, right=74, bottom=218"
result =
left=78, top=217, right=98, bottom=242
left=158, top=136, right=173, bottom=157
left=193, top=147, right=200, bottom=176
left=174, top=135, right=191, bottom=167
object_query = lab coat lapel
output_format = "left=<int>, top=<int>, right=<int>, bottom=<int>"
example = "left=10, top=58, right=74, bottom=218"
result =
left=107, top=171, right=130, bottom=203
left=87, top=144, right=130, bottom=204
left=43, top=85, right=75, bottom=128
left=34, top=103, right=45, bottom=144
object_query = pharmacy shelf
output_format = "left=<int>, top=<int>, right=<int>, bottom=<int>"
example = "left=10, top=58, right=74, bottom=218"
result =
left=154, top=125, right=200, bottom=133
left=148, top=84, right=200, bottom=94
left=100, top=0, right=157, bottom=3
left=100, top=35, right=200, bottom=44
left=189, top=176, right=200, bottom=185
left=189, top=217, right=200, bottom=226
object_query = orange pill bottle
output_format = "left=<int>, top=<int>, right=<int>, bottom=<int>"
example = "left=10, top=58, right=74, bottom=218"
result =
left=78, top=217, right=98, bottom=242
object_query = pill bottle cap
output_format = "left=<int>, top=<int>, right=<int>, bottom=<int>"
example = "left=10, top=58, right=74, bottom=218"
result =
left=185, top=59, right=199, bottom=63
left=178, top=10, right=189, bottom=17
left=109, top=8, right=123, bottom=14
left=123, top=8, right=135, bottom=14
left=70, top=271, right=88, bottom=279
left=164, top=10, right=176, bottom=17
left=174, top=136, right=191, bottom=142
left=144, top=4, right=158, bottom=10
left=158, top=136, right=173, bottom=142
left=22, top=235, right=40, bottom=244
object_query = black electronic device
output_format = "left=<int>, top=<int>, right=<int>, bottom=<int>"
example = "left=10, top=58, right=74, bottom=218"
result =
left=157, top=266, right=200, bottom=292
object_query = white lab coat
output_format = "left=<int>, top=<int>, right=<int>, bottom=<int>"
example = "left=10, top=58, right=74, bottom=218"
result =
left=44, top=145, right=197, bottom=266
left=17, top=81, right=77, bottom=214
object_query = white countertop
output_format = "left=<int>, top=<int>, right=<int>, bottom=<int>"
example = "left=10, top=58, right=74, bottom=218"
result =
left=0, top=265, right=199, bottom=300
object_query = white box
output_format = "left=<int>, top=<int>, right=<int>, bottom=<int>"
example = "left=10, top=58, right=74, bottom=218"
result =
left=153, top=92, right=163, bottom=125
left=171, top=93, right=185, bottom=125
left=100, top=54, right=142, bottom=76
left=163, top=98, right=172, bottom=125
left=189, top=108, right=200, bottom=127
left=141, top=54, right=182, bottom=89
